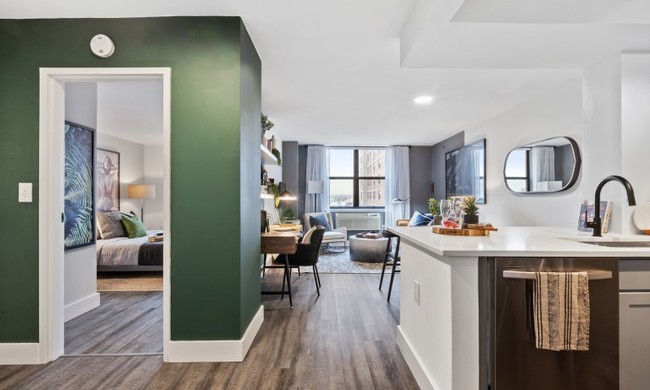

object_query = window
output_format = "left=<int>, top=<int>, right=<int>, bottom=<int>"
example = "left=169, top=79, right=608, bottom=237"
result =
left=504, top=148, right=529, bottom=192
left=329, top=149, right=385, bottom=208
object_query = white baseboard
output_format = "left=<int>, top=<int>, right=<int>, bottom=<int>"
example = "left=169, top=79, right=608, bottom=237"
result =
left=165, top=305, right=264, bottom=362
left=0, top=343, right=40, bottom=365
left=396, top=325, right=436, bottom=390
left=64, top=293, right=100, bottom=322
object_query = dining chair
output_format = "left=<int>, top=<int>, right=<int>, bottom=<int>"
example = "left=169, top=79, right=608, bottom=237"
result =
left=379, top=230, right=401, bottom=302
left=278, top=226, right=325, bottom=297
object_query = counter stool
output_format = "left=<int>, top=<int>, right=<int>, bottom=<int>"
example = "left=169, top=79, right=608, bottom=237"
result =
left=379, top=230, right=401, bottom=302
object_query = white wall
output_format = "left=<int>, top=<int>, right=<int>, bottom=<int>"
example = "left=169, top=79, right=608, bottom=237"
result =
left=464, top=77, right=584, bottom=228
left=144, top=145, right=164, bottom=230
left=64, top=82, right=100, bottom=321
left=621, top=52, right=650, bottom=234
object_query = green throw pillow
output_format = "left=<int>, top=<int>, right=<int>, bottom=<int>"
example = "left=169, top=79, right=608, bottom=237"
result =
left=120, top=214, right=147, bottom=238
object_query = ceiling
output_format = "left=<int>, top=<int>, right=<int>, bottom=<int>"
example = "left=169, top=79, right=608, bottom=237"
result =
left=4, top=0, right=650, bottom=146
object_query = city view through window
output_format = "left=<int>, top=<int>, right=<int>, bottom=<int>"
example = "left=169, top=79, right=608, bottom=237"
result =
left=329, top=148, right=385, bottom=208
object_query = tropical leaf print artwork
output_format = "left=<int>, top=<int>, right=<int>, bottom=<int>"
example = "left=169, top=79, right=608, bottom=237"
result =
left=64, top=122, right=95, bottom=249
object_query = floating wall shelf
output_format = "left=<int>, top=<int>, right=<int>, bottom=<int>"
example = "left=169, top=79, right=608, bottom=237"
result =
left=261, top=144, right=278, bottom=165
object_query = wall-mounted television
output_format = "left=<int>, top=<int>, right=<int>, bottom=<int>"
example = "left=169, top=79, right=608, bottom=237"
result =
left=445, top=138, right=486, bottom=204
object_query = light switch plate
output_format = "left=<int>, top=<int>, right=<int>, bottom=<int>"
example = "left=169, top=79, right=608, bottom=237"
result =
left=19, top=182, right=32, bottom=203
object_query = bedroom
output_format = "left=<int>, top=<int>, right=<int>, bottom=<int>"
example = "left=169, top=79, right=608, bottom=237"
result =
left=64, top=80, right=164, bottom=355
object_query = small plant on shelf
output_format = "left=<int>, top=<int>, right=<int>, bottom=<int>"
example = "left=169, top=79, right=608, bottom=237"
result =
left=261, top=113, right=274, bottom=135
left=267, top=183, right=280, bottom=207
left=271, top=148, right=282, bottom=165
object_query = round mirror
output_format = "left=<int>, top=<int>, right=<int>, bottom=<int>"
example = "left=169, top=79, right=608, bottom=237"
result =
left=504, top=136, right=581, bottom=193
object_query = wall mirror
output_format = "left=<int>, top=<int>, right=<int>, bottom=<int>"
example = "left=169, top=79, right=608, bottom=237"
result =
left=504, top=136, right=581, bottom=194
left=446, top=138, right=486, bottom=203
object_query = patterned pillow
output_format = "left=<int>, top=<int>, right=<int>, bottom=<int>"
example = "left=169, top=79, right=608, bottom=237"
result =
left=408, top=211, right=432, bottom=227
left=309, top=213, right=331, bottom=231
left=120, top=213, right=148, bottom=238
left=97, top=211, right=127, bottom=239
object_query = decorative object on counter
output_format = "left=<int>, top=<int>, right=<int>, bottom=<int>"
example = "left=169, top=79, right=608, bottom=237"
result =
left=272, top=147, right=282, bottom=165
left=407, top=211, right=433, bottom=226
left=440, top=199, right=463, bottom=229
left=632, top=202, right=650, bottom=234
left=427, top=197, right=442, bottom=225
left=578, top=200, right=612, bottom=234
left=461, top=196, right=479, bottom=226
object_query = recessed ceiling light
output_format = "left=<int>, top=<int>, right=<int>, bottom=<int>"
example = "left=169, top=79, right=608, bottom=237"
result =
left=414, top=95, right=434, bottom=105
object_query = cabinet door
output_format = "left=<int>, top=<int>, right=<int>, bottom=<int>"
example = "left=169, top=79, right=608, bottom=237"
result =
left=620, top=292, right=650, bottom=390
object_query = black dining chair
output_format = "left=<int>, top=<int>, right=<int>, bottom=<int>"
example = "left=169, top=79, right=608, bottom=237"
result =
left=379, top=230, right=401, bottom=302
left=278, top=226, right=325, bottom=297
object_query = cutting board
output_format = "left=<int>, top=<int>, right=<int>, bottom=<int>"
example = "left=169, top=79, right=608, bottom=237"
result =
left=432, top=225, right=498, bottom=236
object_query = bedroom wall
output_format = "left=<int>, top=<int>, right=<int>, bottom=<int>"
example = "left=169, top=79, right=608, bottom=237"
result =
left=0, top=17, right=261, bottom=346
left=64, top=82, right=100, bottom=321
left=144, top=145, right=164, bottom=230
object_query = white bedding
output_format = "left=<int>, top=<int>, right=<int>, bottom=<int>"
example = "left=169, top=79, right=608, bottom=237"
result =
left=96, top=230, right=163, bottom=266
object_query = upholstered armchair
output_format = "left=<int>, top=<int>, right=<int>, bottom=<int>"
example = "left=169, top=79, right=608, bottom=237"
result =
left=303, top=211, right=348, bottom=251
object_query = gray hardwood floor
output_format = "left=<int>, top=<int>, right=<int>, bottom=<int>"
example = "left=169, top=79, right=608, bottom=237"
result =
left=0, top=271, right=418, bottom=389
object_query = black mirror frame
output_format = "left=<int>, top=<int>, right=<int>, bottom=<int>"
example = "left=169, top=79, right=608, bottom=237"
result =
left=503, top=136, right=581, bottom=194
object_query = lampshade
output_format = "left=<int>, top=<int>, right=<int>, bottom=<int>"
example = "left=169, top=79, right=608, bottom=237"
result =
left=307, top=180, right=324, bottom=194
left=127, top=184, right=156, bottom=199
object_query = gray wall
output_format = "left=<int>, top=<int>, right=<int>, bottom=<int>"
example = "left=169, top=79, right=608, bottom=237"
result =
left=409, top=146, right=434, bottom=214
left=282, top=141, right=299, bottom=218
left=297, top=145, right=308, bottom=218
left=432, top=132, right=465, bottom=201
left=555, top=144, right=574, bottom=186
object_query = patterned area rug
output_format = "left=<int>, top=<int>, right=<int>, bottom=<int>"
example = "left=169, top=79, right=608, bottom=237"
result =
left=304, top=248, right=384, bottom=274
left=97, top=272, right=163, bottom=291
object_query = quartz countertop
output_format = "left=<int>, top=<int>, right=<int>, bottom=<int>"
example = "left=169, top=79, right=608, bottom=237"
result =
left=386, top=226, right=650, bottom=258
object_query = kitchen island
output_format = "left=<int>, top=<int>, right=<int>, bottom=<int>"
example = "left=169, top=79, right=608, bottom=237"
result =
left=386, top=226, right=650, bottom=390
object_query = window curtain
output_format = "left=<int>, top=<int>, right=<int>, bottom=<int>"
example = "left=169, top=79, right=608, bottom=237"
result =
left=530, top=146, right=555, bottom=191
left=385, top=146, right=410, bottom=226
left=458, top=144, right=484, bottom=201
left=305, top=145, right=330, bottom=213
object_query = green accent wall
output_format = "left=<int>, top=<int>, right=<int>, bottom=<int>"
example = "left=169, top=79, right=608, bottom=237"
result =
left=0, top=17, right=261, bottom=342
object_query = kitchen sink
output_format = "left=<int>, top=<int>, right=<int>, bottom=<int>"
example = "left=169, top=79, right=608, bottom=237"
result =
left=579, top=241, right=650, bottom=248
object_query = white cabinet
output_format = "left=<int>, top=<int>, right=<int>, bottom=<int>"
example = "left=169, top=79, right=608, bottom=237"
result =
left=620, top=259, right=650, bottom=390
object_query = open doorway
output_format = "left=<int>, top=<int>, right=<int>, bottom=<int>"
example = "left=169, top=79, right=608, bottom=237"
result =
left=63, top=80, right=164, bottom=355
left=38, top=68, right=171, bottom=363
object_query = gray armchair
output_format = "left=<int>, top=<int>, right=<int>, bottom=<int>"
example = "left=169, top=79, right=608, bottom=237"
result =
left=303, top=211, right=347, bottom=251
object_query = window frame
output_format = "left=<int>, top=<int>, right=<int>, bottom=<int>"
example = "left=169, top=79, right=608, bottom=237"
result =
left=504, top=148, right=530, bottom=192
left=329, top=149, right=385, bottom=209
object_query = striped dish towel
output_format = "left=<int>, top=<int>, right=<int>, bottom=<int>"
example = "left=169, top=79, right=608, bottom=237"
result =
left=533, top=271, right=590, bottom=351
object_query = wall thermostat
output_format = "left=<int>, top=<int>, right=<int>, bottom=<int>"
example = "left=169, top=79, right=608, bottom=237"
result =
left=90, top=34, right=115, bottom=58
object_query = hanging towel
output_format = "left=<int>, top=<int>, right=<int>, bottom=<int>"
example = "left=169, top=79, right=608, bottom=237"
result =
left=533, top=271, right=590, bottom=351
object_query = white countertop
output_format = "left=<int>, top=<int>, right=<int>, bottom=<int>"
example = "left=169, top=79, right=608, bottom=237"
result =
left=386, top=226, right=650, bottom=258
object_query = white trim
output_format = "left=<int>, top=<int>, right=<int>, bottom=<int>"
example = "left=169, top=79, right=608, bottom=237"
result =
left=39, top=67, right=172, bottom=364
left=396, top=325, right=436, bottom=390
left=0, top=344, right=41, bottom=365
left=64, top=293, right=100, bottom=322
left=165, top=305, right=264, bottom=362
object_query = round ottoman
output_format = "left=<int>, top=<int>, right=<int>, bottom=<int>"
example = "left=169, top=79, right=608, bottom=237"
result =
left=349, top=236, right=388, bottom=263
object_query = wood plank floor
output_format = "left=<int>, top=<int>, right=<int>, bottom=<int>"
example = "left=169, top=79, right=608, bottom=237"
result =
left=65, top=291, right=163, bottom=355
left=0, top=271, right=418, bottom=389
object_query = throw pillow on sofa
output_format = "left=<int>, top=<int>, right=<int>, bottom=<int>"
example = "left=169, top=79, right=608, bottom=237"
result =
left=309, top=213, right=331, bottom=231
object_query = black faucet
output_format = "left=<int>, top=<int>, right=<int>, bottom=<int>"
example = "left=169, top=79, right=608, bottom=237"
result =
left=586, top=175, right=637, bottom=237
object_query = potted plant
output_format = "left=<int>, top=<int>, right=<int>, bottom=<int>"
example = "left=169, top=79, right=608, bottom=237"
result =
left=427, top=198, right=442, bottom=225
left=461, top=196, right=479, bottom=226
left=271, top=148, right=282, bottom=165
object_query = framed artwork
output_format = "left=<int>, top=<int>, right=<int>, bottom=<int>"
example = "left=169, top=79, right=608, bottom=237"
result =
left=96, top=148, right=120, bottom=212
left=64, top=121, right=95, bottom=249
left=445, top=138, right=486, bottom=204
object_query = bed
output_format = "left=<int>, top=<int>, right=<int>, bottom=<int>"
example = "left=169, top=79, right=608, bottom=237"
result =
left=96, top=230, right=163, bottom=272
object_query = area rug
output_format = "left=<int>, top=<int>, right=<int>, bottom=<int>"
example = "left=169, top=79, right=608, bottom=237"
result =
left=97, top=272, right=163, bottom=291
left=303, top=249, right=384, bottom=274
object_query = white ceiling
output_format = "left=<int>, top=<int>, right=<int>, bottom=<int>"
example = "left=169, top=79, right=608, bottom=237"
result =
left=4, top=0, right=650, bottom=146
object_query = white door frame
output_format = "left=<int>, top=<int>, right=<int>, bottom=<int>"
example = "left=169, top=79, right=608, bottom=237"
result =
left=38, top=68, right=171, bottom=363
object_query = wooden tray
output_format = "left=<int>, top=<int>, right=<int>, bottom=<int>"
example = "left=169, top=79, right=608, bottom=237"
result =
left=432, top=226, right=498, bottom=236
